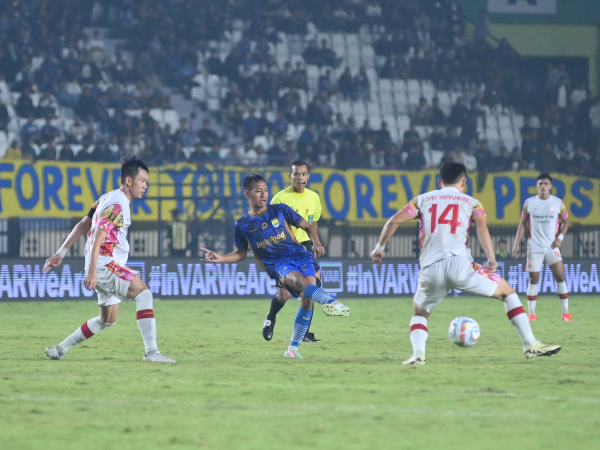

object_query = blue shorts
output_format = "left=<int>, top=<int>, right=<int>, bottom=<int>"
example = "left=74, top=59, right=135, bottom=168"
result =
left=269, top=254, right=316, bottom=281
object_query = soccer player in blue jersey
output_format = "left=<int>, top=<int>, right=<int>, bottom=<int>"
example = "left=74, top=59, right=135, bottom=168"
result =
left=201, top=174, right=349, bottom=358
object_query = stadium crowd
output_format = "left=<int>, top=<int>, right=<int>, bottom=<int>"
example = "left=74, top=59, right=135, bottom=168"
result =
left=1, top=0, right=599, bottom=179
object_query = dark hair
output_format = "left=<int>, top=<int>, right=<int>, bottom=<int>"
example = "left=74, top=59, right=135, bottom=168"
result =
left=440, top=162, right=467, bottom=185
left=537, top=172, right=552, bottom=182
left=120, top=156, right=149, bottom=185
left=498, top=239, right=507, bottom=245
left=243, top=174, right=266, bottom=191
left=290, top=159, right=310, bottom=173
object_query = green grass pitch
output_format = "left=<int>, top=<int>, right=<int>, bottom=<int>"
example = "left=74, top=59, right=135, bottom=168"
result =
left=1, top=296, right=599, bottom=450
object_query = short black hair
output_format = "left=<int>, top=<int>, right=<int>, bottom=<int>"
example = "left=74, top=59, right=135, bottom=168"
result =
left=120, top=156, right=149, bottom=185
left=243, top=174, right=266, bottom=191
left=440, top=162, right=467, bottom=185
left=537, top=172, right=552, bottom=182
left=290, top=159, right=310, bottom=173
left=498, top=239, right=507, bottom=244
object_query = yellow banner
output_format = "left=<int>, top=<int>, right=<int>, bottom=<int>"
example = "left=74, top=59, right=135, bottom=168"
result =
left=0, top=161, right=598, bottom=224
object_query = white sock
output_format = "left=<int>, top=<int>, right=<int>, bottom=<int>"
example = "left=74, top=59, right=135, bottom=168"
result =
left=409, top=316, right=428, bottom=358
left=136, top=290, right=158, bottom=353
left=504, top=294, right=536, bottom=346
left=557, top=281, right=569, bottom=314
left=526, top=283, right=538, bottom=315
left=59, top=316, right=114, bottom=351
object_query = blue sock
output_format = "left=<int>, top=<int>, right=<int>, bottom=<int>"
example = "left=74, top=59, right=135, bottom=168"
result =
left=304, top=285, right=334, bottom=305
left=290, top=307, right=313, bottom=347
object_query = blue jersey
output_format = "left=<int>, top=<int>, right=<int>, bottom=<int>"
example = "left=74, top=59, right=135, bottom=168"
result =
left=234, top=204, right=312, bottom=268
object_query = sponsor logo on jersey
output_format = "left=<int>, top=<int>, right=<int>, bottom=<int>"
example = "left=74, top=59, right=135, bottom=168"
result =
left=257, top=230, right=286, bottom=248
left=271, top=218, right=280, bottom=228
left=550, top=207, right=555, bottom=213
left=262, top=223, right=268, bottom=230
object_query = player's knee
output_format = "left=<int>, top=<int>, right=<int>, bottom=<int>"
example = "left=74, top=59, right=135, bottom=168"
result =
left=135, top=288, right=153, bottom=310
left=529, top=273, right=539, bottom=284
left=276, top=289, right=290, bottom=302
left=100, top=320, right=116, bottom=328
left=494, top=281, right=516, bottom=301
left=412, top=303, right=430, bottom=318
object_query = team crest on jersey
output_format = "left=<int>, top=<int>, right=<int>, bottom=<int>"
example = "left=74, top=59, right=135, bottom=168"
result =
left=271, top=218, right=280, bottom=228
left=550, top=207, right=555, bottom=213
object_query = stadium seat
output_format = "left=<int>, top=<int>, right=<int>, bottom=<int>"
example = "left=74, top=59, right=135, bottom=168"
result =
left=486, top=116, right=499, bottom=130
left=378, top=79, right=392, bottom=93
left=345, top=34, right=359, bottom=46
left=498, top=115, right=512, bottom=129
left=512, top=114, right=525, bottom=129
left=392, top=79, right=407, bottom=93
left=206, top=98, right=221, bottom=112
left=485, top=127, right=500, bottom=141
left=397, top=114, right=411, bottom=130
left=369, top=115, right=382, bottom=129
left=407, top=79, right=421, bottom=93
left=366, top=102, right=381, bottom=115
left=164, top=109, right=179, bottom=124
left=353, top=102, right=366, bottom=115
left=149, top=109, right=163, bottom=123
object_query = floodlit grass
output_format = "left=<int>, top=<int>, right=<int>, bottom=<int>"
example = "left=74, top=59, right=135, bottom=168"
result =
left=1, top=296, right=599, bottom=450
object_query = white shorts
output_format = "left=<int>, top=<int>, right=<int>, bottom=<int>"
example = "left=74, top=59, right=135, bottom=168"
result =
left=95, top=261, right=138, bottom=306
left=526, top=247, right=562, bottom=273
left=414, top=256, right=501, bottom=313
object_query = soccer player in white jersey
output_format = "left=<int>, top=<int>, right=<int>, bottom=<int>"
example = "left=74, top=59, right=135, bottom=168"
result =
left=371, top=162, right=561, bottom=365
left=44, top=158, right=175, bottom=363
left=512, top=173, right=572, bottom=321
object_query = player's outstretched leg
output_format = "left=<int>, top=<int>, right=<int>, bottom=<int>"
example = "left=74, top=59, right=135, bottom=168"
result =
left=284, top=305, right=313, bottom=359
left=303, top=284, right=349, bottom=316
left=129, top=281, right=175, bottom=363
left=496, top=282, right=561, bottom=359
left=403, top=314, right=428, bottom=365
left=46, top=315, right=116, bottom=360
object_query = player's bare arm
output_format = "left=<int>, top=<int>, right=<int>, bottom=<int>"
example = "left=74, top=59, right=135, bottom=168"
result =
left=44, top=216, right=93, bottom=273
left=371, top=210, right=415, bottom=264
left=84, top=227, right=108, bottom=290
left=200, top=247, right=247, bottom=263
left=473, top=213, right=497, bottom=273
left=296, top=219, right=324, bottom=257
left=513, top=214, right=528, bottom=259
left=553, top=215, right=569, bottom=249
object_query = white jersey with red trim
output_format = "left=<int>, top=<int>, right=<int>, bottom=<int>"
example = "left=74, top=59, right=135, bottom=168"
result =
left=85, top=189, right=131, bottom=269
left=402, top=186, right=486, bottom=268
left=521, top=195, right=568, bottom=252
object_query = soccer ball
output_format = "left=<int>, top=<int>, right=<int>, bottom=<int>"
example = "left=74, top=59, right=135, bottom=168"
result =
left=448, top=317, right=480, bottom=347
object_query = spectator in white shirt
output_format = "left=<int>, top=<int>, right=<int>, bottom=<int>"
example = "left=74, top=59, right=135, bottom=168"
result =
left=569, top=82, right=587, bottom=113
left=460, top=147, right=477, bottom=172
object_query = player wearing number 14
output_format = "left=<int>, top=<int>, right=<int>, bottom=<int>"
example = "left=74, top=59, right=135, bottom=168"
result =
left=371, top=162, right=561, bottom=364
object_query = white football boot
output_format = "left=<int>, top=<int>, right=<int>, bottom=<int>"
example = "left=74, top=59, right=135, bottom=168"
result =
left=142, top=350, right=176, bottom=363
left=321, top=301, right=350, bottom=317
left=523, top=341, right=561, bottom=360
left=45, top=345, right=66, bottom=360
left=283, top=346, right=303, bottom=359
left=402, top=355, right=426, bottom=365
